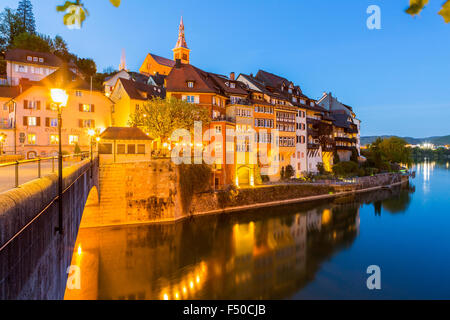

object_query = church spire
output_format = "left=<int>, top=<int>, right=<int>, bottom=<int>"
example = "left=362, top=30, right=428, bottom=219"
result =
left=119, top=48, right=127, bottom=71
left=173, top=16, right=190, bottom=64
left=175, top=16, right=188, bottom=49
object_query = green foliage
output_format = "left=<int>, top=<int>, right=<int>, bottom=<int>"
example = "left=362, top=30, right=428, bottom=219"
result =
left=179, top=163, right=212, bottom=213
left=378, top=137, right=411, bottom=164
left=350, top=148, right=359, bottom=162
left=12, top=32, right=53, bottom=52
left=333, top=152, right=340, bottom=165
left=410, top=147, right=450, bottom=161
left=332, top=161, right=359, bottom=178
left=76, top=57, right=97, bottom=77
left=17, top=0, right=36, bottom=34
left=56, top=0, right=121, bottom=29
left=73, top=143, right=82, bottom=155
left=129, top=97, right=211, bottom=142
left=284, top=165, right=295, bottom=180
left=317, top=162, right=326, bottom=175
left=406, top=0, right=450, bottom=23
left=0, top=8, right=22, bottom=50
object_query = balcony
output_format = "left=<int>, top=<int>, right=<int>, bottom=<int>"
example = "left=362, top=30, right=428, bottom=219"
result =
left=308, top=143, right=320, bottom=150
left=227, top=98, right=251, bottom=106
left=335, top=137, right=357, bottom=143
left=212, top=115, right=235, bottom=123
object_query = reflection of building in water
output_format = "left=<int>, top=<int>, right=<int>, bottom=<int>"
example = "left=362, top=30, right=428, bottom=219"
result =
left=66, top=203, right=360, bottom=300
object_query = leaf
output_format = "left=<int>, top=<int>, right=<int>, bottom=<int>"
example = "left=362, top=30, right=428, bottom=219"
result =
left=405, top=0, right=429, bottom=15
left=438, top=0, right=450, bottom=23
left=109, top=0, right=121, bottom=7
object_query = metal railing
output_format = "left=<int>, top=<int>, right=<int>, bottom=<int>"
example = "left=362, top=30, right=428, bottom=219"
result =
left=0, top=151, right=90, bottom=190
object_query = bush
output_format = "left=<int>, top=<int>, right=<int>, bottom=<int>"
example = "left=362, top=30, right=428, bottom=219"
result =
left=261, top=175, right=270, bottom=183
left=317, top=162, right=326, bottom=175
left=284, top=165, right=295, bottom=180
left=74, top=143, right=82, bottom=155
left=364, top=168, right=379, bottom=176
left=332, top=161, right=359, bottom=178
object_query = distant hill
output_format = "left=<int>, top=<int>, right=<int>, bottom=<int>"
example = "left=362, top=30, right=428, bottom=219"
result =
left=361, top=135, right=450, bottom=146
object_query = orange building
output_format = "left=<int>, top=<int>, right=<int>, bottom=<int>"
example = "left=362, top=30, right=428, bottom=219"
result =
left=139, top=17, right=190, bottom=76
left=1, top=69, right=113, bottom=158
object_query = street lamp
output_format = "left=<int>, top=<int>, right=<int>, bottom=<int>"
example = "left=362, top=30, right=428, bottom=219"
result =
left=0, top=133, right=6, bottom=155
left=51, top=88, right=68, bottom=235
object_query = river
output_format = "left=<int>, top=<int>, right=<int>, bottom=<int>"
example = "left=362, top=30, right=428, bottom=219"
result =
left=65, top=161, right=450, bottom=300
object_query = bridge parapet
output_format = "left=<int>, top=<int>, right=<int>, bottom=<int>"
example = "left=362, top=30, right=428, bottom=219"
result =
left=0, top=158, right=99, bottom=300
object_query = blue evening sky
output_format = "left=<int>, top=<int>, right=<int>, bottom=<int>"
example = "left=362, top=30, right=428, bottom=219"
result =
left=2, top=0, right=449, bottom=137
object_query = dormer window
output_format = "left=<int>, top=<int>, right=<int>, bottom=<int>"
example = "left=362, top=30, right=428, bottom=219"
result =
left=27, top=56, right=32, bottom=61
left=230, top=83, right=236, bottom=89
left=33, top=57, right=38, bottom=62
left=39, top=58, right=44, bottom=63
left=310, top=102, right=315, bottom=107
left=187, top=81, right=194, bottom=88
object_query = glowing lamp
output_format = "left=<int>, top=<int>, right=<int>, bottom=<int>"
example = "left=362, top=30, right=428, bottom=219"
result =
left=50, top=89, right=69, bottom=107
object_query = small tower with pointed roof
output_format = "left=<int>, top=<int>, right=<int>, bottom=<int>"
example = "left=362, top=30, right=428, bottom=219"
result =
left=172, top=16, right=190, bottom=64
left=119, top=48, right=127, bottom=71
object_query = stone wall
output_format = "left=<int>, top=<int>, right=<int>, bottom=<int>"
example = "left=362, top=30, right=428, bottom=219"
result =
left=354, top=172, right=404, bottom=190
left=0, top=159, right=98, bottom=300
left=81, top=160, right=182, bottom=227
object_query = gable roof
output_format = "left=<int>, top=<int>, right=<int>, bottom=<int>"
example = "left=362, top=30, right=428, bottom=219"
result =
left=166, top=63, right=220, bottom=94
left=5, top=49, right=64, bottom=68
left=149, top=54, right=176, bottom=68
left=0, top=86, right=20, bottom=99
left=38, top=67, right=93, bottom=91
left=100, top=127, right=151, bottom=141
left=118, top=78, right=165, bottom=100
left=208, top=73, right=249, bottom=96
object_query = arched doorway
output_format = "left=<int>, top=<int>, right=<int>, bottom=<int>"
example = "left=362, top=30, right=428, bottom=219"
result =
left=237, top=166, right=250, bottom=186
left=27, top=151, right=37, bottom=159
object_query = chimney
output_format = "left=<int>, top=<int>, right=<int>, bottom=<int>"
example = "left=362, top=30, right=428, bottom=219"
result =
left=230, top=72, right=235, bottom=81
left=175, top=59, right=181, bottom=68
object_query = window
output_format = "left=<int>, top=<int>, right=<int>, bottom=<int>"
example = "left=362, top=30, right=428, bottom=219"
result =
left=215, top=125, right=222, bottom=134
left=80, top=104, right=94, bottom=112
left=28, top=117, right=37, bottom=126
left=79, top=119, right=95, bottom=128
left=185, top=96, right=197, bottom=103
left=137, top=144, right=146, bottom=154
left=39, top=58, right=44, bottom=63
left=50, top=135, right=59, bottom=145
left=99, top=143, right=113, bottom=154
left=187, top=81, right=194, bottom=88
left=27, top=56, right=32, bottom=61
left=230, top=83, right=236, bottom=89
left=46, top=118, right=58, bottom=127
left=127, top=144, right=136, bottom=154
left=27, top=134, right=36, bottom=145
left=33, top=57, right=38, bottom=62
left=69, top=135, right=79, bottom=145
left=117, top=144, right=126, bottom=154
left=75, top=91, right=82, bottom=97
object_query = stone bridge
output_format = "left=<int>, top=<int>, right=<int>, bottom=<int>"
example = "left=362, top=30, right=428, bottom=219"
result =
left=0, top=158, right=99, bottom=300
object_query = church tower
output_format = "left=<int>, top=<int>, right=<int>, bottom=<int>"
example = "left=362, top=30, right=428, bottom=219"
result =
left=119, top=48, right=127, bottom=71
left=172, top=16, right=190, bottom=64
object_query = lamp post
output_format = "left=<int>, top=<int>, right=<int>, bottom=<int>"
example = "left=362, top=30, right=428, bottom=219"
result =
left=0, top=133, right=6, bottom=155
left=51, top=89, right=68, bottom=235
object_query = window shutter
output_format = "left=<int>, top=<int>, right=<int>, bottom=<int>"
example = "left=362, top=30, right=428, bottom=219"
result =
left=24, top=100, right=28, bottom=109
left=23, top=116, right=27, bottom=126
left=45, top=118, right=50, bottom=127
left=36, top=117, right=41, bottom=126
left=36, top=101, right=41, bottom=110
left=91, top=104, right=95, bottom=112
left=79, top=104, right=83, bottom=112
left=79, top=119, right=83, bottom=128
left=91, top=120, right=95, bottom=128
left=46, top=102, right=51, bottom=110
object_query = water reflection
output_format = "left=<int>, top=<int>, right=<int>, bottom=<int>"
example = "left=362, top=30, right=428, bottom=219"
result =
left=65, top=184, right=413, bottom=300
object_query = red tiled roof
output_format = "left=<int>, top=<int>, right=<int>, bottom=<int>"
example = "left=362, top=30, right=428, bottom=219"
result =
left=100, top=127, right=151, bottom=141
left=166, top=63, right=220, bottom=94
left=0, top=86, right=20, bottom=98
left=5, top=49, right=64, bottom=68
left=119, top=78, right=165, bottom=100
left=150, top=54, right=176, bottom=68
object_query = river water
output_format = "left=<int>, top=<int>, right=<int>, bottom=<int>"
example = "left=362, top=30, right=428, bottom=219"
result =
left=65, top=161, right=450, bottom=300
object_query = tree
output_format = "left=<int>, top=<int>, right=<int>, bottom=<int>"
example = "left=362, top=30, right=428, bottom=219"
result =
left=350, top=148, right=359, bottom=163
left=378, top=137, right=412, bottom=164
left=129, top=97, right=211, bottom=142
left=53, top=35, right=70, bottom=59
left=406, top=0, right=450, bottom=23
left=333, top=152, right=340, bottom=165
left=11, top=32, right=53, bottom=52
left=76, top=57, right=97, bottom=77
left=284, top=165, right=295, bottom=180
left=0, top=8, right=22, bottom=50
left=16, top=0, right=36, bottom=34
left=56, top=0, right=121, bottom=29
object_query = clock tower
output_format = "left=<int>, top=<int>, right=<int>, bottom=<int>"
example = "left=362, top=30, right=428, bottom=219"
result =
left=172, top=16, right=190, bottom=64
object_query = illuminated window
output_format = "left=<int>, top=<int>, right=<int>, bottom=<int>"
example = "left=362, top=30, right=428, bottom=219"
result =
left=187, top=81, right=194, bottom=88
left=75, top=91, right=82, bottom=97
left=82, top=104, right=93, bottom=112
left=28, top=117, right=37, bottom=126
left=215, top=125, right=222, bottom=134
left=50, top=119, right=58, bottom=127
left=27, top=134, right=36, bottom=145
left=50, top=135, right=59, bottom=145
left=69, top=135, right=79, bottom=145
